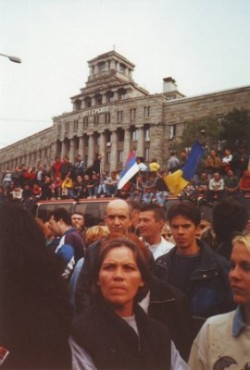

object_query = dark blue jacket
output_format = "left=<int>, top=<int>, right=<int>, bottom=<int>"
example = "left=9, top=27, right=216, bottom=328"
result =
left=154, top=240, right=235, bottom=335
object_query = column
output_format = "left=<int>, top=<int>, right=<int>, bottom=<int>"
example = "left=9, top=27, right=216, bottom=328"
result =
left=136, top=125, right=144, bottom=157
left=87, top=134, right=94, bottom=167
left=78, top=137, right=84, bottom=157
left=110, top=130, right=118, bottom=171
left=123, top=128, right=131, bottom=163
left=61, top=141, right=67, bottom=159
left=69, top=138, right=76, bottom=163
left=99, top=132, right=106, bottom=170
left=102, top=94, right=108, bottom=104
left=113, top=91, right=119, bottom=101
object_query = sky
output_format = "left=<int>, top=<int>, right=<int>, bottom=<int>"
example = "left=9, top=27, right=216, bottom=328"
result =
left=0, top=0, right=249, bottom=149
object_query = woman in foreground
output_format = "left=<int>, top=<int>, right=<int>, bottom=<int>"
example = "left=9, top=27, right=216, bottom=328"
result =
left=70, top=238, right=189, bottom=370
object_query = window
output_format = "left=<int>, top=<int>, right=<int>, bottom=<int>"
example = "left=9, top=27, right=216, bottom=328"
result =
left=106, top=91, right=114, bottom=103
left=74, top=100, right=81, bottom=111
left=57, top=124, right=61, bottom=135
left=95, top=94, right=102, bottom=105
left=145, top=127, right=150, bottom=141
left=73, top=120, right=78, bottom=132
left=105, top=112, right=110, bottom=124
left=84, top=117, right=88, bottom=128
left=94, top=115, right=99, bottom=125
left=119, top=89, right=127, bottom=100
left=144, top=106, right=150, bottom=117
left=169, top=124, right=176, bottom=139
left=132, top=128, right=137, bottom=141
left=85, top=97, right=91, bottom=108
left=119, top=63, right=126, bottom=74
left=98, top=62, right=105, bottom=72
left=117, top=111, right=123, bottom=122
left=65, top=122, right=69, bottom=134
left=130, top=108, right=136, bottom=121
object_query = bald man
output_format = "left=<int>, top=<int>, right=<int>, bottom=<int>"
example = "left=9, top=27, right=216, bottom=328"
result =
left=75, top=199, right=132, bottom=314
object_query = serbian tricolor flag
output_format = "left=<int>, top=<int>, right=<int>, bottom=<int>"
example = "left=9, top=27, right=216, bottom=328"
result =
left=164, top=141, right=204, bottom=195
left=118, top=151, right=139, bottom=190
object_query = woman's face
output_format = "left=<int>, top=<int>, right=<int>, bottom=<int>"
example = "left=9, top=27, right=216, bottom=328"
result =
left=98, top=246, right=144, bottom=317
left=229, top=242, right=250, bottom=305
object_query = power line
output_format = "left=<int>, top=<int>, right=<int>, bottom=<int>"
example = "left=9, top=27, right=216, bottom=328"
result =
left=0, top=118, right=51, bottom=122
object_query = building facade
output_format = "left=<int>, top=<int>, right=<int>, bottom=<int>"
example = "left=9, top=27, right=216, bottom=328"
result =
left=0, top=50, right=250, bottom=175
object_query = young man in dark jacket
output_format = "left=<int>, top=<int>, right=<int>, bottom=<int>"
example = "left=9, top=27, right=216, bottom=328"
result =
left=154, top=202, right=235, bottom=337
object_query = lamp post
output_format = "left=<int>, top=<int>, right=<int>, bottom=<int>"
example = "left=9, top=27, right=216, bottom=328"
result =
left=0, top=53, right=21, bottom=63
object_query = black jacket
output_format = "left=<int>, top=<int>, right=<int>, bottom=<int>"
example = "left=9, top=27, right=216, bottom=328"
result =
left=149, top=277, right=192, bottom=361
left=154, top=240, right=235, bottom=336
left=72, top=301, right=171, bottom=370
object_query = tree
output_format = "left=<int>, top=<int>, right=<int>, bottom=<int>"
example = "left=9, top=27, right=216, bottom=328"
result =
left=170, top=117, right=223, bottom=151
left=219, top=108, right=250, bottom=151
left=169, top=108, right=250, bottom=154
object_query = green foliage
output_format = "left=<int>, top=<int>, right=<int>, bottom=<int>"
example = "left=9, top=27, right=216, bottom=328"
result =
left=219, top=108, right=250, bottom=150
left=173, top=108, right=250, bottom=152
left=179, top=117, right=223, bottom=150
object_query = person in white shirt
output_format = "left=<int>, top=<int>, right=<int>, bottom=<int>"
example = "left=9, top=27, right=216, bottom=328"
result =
left=138, top=204, right=174, bottom=259
left=189, top=233, right=250, bottom=370
left=136, top=156, right=148, bottom=172
left=207, top=171, right=224, bottom=203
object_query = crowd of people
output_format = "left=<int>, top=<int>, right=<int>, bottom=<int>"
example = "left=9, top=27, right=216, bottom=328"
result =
left=1, top=146, right=250, bottom=210
left=1, top=144, right=250, bottom=369
left=1, top=193, right=250, bottom=369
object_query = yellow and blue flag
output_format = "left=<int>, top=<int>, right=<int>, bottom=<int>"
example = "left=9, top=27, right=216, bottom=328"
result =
left=164, top=141, right=204, bottom=195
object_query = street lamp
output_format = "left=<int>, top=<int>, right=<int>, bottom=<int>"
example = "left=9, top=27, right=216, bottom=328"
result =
left=0, top=53, right=21, bottom=63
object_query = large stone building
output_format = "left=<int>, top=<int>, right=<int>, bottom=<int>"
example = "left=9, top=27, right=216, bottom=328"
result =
left=0, top=50, right=249, bottom=175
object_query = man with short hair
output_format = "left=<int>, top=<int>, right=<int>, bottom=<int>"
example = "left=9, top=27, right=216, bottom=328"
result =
left=155, top=202, right=235, bottom=336
left=75, top=199, right=131, bottom=313
left=138, top=204, right=174, bottom=259
left=207, top=171, right=224, bottom=202
left=48, top=208, right=85, bottom=279
left=224, top=169, right=239, bottom=198
left=73, top=154, right=85, bottom=181
left=71, top=212, right=86, bottom=235
left=167, top=151, right=180, bottom=173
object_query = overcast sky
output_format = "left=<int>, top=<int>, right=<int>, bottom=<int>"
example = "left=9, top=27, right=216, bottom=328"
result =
left=0, top=0, right=249, bottom=149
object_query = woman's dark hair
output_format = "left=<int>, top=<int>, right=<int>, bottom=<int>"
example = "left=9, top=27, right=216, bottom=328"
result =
left=0, top=201, right=72, bottom=369
left=91, top=237, right=151, bottom=303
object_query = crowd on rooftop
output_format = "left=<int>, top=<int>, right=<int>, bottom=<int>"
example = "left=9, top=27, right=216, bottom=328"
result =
left=1, top=146, right=250, bottom=211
